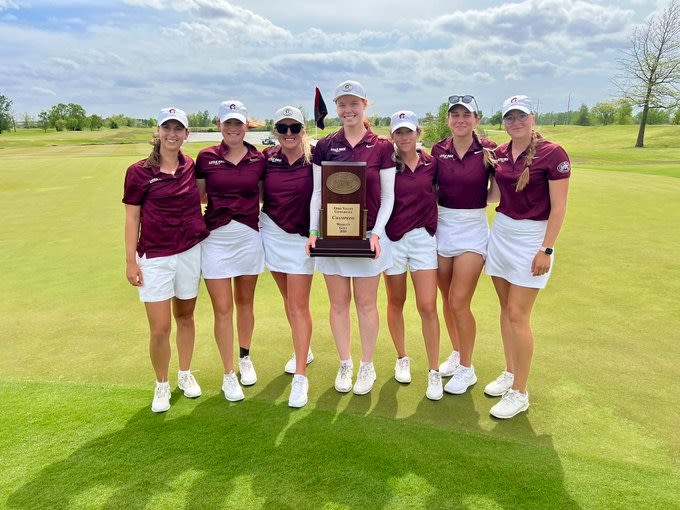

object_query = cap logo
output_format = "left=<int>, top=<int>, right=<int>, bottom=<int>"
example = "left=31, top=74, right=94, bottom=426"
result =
left=169, top=108, right=176, bottom=113
left=283, top=108, right=292, bottom=115
left=343, top=83, right=353, bottom=91
left=230, top=104, right=237, bottom=110
left=510, top=97, right=518, bottom=103
left=399, top=113, right=406, bottom=119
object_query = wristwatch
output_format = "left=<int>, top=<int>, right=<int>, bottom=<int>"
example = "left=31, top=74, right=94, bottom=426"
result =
left=540, top=246, right=554, bottom=255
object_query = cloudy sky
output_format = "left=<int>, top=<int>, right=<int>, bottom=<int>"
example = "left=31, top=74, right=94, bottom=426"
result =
left=0, top=0, right=668, bottom=120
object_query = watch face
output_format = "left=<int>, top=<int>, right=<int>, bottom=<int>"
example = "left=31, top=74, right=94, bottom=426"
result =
left=544, top=247, right=554, bottom=255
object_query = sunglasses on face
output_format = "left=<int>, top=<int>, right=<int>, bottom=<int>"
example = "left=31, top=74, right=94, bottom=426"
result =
left=503, top=112, right=530, bottom=123
left=274, top=123, right=303, bottom=134
left=448, top=95, right=476, bottom=104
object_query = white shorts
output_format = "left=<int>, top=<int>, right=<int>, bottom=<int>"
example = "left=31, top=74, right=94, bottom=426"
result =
left=136, top=243, right=201, bottom=302
left=201, top=220, right=265, bottom=279
left=385, top=227, right=438, bottom=275
left=260, top=212, right=315, bottom=275
left=436, top=207, right=489, bottom=258
left=485, top=212, right=553, bottom=289
left=315, top=231, right=393, bottom=278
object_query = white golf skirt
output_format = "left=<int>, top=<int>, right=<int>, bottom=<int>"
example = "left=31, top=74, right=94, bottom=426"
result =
left=201, top=220, right=265, bottom=279
left=260, top=212, right=315, bottom=275
left=436, top=206, right=489, bottom=258
left=485, top=212, right=553, bottom=289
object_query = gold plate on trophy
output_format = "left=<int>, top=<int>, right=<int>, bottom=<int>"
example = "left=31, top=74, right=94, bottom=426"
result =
left=326, top=172, right=361, bottom=195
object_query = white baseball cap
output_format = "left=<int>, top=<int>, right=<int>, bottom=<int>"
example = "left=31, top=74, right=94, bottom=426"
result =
left=447, top=95, right=478, bottom=114
left=390, top=110, right=419, bottom=133
left=333, top=80, right=367, bottom=101
left=274, top=106, right=304, bottom=124
left=502, top=95, right=533, bottom=116
left=157, top=107, right=188, bottom=128
left=218, top=100, right=248, bottom=124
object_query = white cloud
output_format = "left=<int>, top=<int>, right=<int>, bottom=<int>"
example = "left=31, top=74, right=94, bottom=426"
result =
left=31, top=87, right=57, bottom=96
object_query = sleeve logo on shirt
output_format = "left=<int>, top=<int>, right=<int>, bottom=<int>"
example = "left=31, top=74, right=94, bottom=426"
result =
left=557, top=161, right=571, bottom=173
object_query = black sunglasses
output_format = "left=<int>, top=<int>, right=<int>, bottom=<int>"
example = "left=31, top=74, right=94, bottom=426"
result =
left=274, top=123, right=303, bottom=134
left=448, top=95, right=476, bottom=105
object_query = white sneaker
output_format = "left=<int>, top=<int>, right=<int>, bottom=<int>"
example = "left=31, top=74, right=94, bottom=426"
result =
left=335, top=361, right=354, bottom=393
left=238, top=355, right=257, bottom=386
left=353, top=362, right=377, bottom=395
left=222, top=372, right=245, bottom=402
left=284, top=348, right=314, bottom=374
left=444, top=365, right=477, bottom=395
left=151, top=383, right=171, bottom=413
left=288, top=375, right=309, bottom=408
left=489, top=390, right=529, bottom=419
left=426, top=371, right=443, bottom=401
left=484, top=371, right=514, bottom=397
left=394, top=357, right=411, bottom=384
left=439, top=351, right=461, bottom=377
left=177, top=371, right=202, bottom=398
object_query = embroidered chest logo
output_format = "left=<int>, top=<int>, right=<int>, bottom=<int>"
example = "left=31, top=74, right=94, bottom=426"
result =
left=496, top=157, right=509, bottom=163
left=268, top=157, right=283, bottom=164
left=330, top=147, right=347, bottom=153
left=149, top=177, right=162, bottom=184
left=208, top=160, right=225, bottom=166
left=439, top=154, right=455, bottom=159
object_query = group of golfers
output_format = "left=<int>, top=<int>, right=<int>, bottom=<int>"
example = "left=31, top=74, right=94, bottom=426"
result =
left=123, top=79, right=570, bottom=420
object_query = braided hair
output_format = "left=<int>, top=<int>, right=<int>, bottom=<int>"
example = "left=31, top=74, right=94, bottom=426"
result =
left=515, top=130, right=539, bottom=192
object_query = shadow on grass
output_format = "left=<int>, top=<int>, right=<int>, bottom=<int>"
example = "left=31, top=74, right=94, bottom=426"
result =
left=8, top=381, right=581, bottom=509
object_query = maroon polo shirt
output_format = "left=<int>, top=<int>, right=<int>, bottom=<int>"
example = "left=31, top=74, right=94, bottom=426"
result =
left=312, top=127, right=394, bottom=231
left=122, top=153, right=209, bottom=258
left=431, top=136, right=497, bottom=209
left=262, top=145, right=313, bottom=237
left=385, top=151, right=438, bottom=242
left=195, top=141, right=265, bottom=231
left=494, top=138, right=571, bottom=221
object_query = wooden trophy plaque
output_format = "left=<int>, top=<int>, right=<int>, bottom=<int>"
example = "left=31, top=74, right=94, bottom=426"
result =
left=309, top=161, right=374, bottom=258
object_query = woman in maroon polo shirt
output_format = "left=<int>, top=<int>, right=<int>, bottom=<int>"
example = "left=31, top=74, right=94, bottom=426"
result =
left=196, top=100, right=266, bottom=402
left=306, top=80, right=396, bottom=396
left=431, top=95, right=498, bottom=397
left=123, top=107, right=209, bottom=413
left=383, top=110, right=442, bottom=401
left=484, top=95, right=570, bottom=419
left=260, top=105, right=315, bottom=408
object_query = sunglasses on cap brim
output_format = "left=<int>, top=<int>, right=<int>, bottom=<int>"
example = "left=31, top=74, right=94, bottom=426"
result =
left=274, top=123, right=303, bottom=134
left=448, top=95, right=476, bottom=105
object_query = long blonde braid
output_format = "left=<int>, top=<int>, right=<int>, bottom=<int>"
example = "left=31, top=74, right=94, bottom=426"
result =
left=515, top=130, right=538, bottom=192
left=144, top=135, right=162, bottom=169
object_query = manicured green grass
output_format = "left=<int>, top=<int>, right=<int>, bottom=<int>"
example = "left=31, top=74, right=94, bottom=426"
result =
left=1, top=127, right=679, bottom=508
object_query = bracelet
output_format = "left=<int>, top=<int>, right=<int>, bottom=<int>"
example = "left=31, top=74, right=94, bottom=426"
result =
left=309, top=229, right=319, bottom=236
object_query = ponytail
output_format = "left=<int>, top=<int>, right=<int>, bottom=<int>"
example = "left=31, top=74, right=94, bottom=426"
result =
left=144, top=135, right=162, bottom=169
left=515, top=130, right=539, bottom=192
left=472, top=130, right=496, bottom=173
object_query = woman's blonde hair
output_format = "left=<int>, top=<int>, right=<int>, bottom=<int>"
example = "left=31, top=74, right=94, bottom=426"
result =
left=471, top=130, right=496, bottom=173
left=515, top=130, right=540, bottom=192
left=144, top=135, right=162, bottom=169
